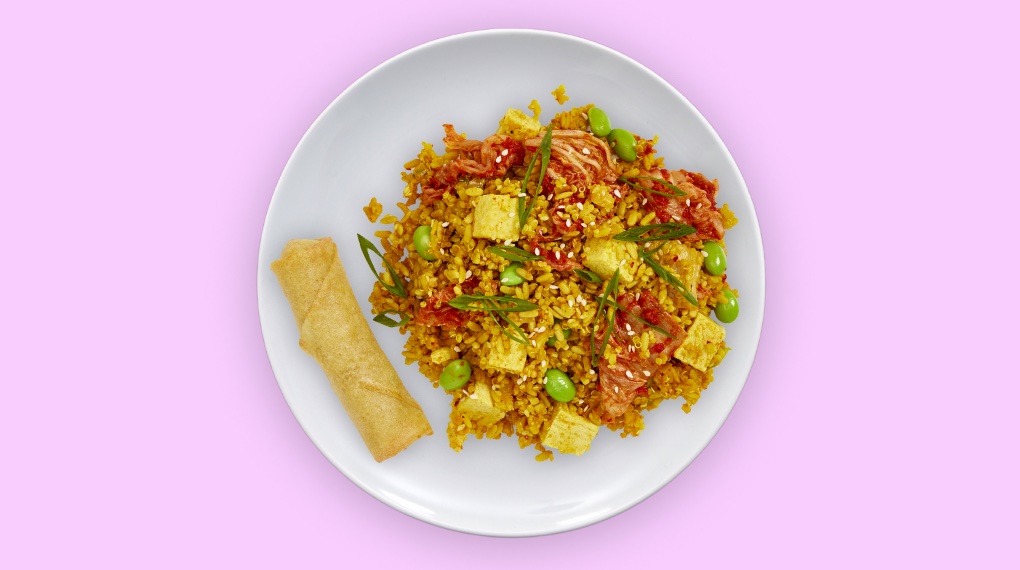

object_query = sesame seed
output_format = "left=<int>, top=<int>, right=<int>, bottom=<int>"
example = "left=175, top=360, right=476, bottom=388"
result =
left=625, top=322, right=632, bottom=331
left=504, top=239, right=512, bottom=245
left=442, top=221, right=450, bottom=227
left=614, top=386, right=619, bottom=393
left=580, top=222, right=587, bottom=228
left=628, top=331, right=635, bottom=336
left=579, top=297, right=587, bottom=306
left=465, top=270, right=472, bottom=279
left=567, top=252, right=573, bottom=258
left=469, top=393, right=478, bottom=399
left=577, top=202, right=584, bottom=210
left=565, top=218, right=572, bottom=227
left=583, top=405, right=589, bottom=412
left=550, top=285, right=559, bottom=290
left=495, top=155, right=502, bottom=164
left=440, top=248, right=445, bottom=254
left=576, top=294, right=582, bottom=303
left=582, top=147, right=590, bottom=155
left=534, top=248, right=541, bottom=255
left=501, top=148, right=509, bottom=156
left=508, top=211, right=514, bottom=218
left=635, top=293, right=640, bottom=300
left=567, top=298, right=574, bottom=307
left=696, top=203, right=702, bottom=209
left=518, top=193, right=527, bottom=197
left=535, top=327, right=546, bottom=333
left=625, top=370, right=633, bottom=379
left=541, top=360, right=546, bottom=367
left=641, top=199, right=647, bottom=205
left=613, top=189, right=621, bottom=198
left=702, top=250, right=709, bottom=258
left=588, top=369, right=595, bottom=375
left=543, top=377, right=547, bottom=385
left=531, top=340, right=537, bottom=347
left=643, top=370, right=651, bottom=377
left=554, top=251, right=561, bottom=260
left=453, top=346, right=461, bottom=352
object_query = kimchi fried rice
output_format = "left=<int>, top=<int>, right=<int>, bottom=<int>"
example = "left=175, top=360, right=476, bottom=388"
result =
left=364, top=93, right=739, bottom=460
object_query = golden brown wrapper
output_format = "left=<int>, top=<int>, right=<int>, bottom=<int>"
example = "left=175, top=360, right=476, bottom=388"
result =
left=271, top=237, right=432, bottom=462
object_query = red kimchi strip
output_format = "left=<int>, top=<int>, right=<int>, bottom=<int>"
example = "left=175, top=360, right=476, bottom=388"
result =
left=638, top=169, right=725, bottom=241
left=415, top=277, right=480, bottom=328
left=419, top=125, right=526, bottom=205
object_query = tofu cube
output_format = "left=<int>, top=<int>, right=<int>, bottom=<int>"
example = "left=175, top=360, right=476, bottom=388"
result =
left=540, top=405, right=599, bottom=456
left=496, top=108, right=541, bottom=141
left=454, top=382, right=505, bottom=425
left=667, top=243, right=702, bottom=303
left=582, top=238, right=641, bottom=283
left=674, top=313, right=726, bottom=372
left=472, top=194, right=520, bottom=241
left=480, top=335, right=527, bottom=374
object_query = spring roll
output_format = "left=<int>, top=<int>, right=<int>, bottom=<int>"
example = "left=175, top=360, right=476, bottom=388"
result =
left=271, top=237, right=432, bottom=462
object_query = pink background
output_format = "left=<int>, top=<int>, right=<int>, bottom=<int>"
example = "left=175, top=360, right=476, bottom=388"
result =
left=3, top=1, right=1017, bottom=568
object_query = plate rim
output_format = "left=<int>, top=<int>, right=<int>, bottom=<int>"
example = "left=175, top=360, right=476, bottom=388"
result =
left=256, top=27, right=766, bottom=537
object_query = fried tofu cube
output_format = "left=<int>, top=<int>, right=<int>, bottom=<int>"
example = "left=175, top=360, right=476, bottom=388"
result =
left=472, top=194, right=520, bottom=241
left=659, top=242, right=701, bottom=304
left=496, top=108, right=541, bottom=141
left=674, top=313, right=726, bottom=372
left=582, top=238, right=641, bottom=283
left=479, top=335, right=527, bottom=374
left=454, top=382, right=505, bottom=425
left=540, top=405, right=599, bottom=456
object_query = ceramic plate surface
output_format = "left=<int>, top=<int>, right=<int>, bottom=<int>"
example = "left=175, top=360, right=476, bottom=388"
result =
left=257, top=29, right=764, bottom=536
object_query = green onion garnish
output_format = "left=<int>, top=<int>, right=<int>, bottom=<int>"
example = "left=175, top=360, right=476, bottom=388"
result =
left=590, top=268, right=621, bottom=367
left=618, top=176, right=687, bottom=198
left=486, top=245, right=542, bottom=263
left=357, top=234, right=407, bottom=298
left=638, top=250, right=698, bottom=306
left=612, top=222, right=696, bottom=243
left=573, top=268, right=603, bottom=284
left=518, top=128, right=554, bottom=231
left=448, top=294, right=540, bottom=345
left=372, top=311, right=411, bottom=328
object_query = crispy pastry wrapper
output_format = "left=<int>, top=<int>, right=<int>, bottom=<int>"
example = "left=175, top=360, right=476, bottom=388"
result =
left=271, top=237, right=432, bottom=462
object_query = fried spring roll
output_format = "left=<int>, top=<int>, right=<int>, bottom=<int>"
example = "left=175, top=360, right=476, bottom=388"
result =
left=271, top=237, right=432, bottom=462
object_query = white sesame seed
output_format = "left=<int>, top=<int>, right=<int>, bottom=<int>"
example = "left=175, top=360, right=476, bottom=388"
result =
left=577, top=202, right=584, bottom=210
left=588, top=369, right=595, bottom=375
left=628, top=331, right=635, bottom=336
left=635, top=293, right=641, bottom=301
left=567, top=252, right=574, bottom=258
left=469, top=393, right=478, bottom=399
left=543, top=377, right=547, bottom=385
left=504, top=239, right=512, bottom=245
left=641, top=199, right=647, bottom=205
left=576, top=294, right=582, bottom=304
left=517, top=376, right=525, bottom=385
left=495, top=155, right=502, bottom=164
left=685, top=198, right=691, bottom=207
left=465, top=270, right=472, bottom=279
left=614, top=386, right=619, bottom=393
left=534, top=248, right=541, bottom=255
left=442, top=221, right=450, bottom=227
left=696, top=203, right=702, bottom=209
left=625, top=370, right=633, bottom=379
left=554, top=251, right=561, bottom=260
left=440, top=248, right=445, bottom=254
left=643, top=370, right=651, bottom=377
left=582, top=147, right=590, bottom=155
left=518, top=192, right=527, bottom=198
left=567, top=298, right=574, bottom=307
left=702, top=250, right=709, bottom=258
left=550, top=285, right=558, bottom=290
left=583, top=405, right=589, bottom=412
left=531, top=340, right=537, bottom=347
left=581, top=112, right=588, bottom=120
left=579, top=297, right=587, bottom=306
left=453, top=346, right=461, bottom=352
left=565, top=218, right=572, bottom=227
left=541, top=360, right=547, bottom=367
left=613, top=189, right=621, bottom=198
left=535, top=327, right=546, bottom=333
left=501, top=148, right=509, bottom=156
left=508, top=211, right=514, bottom=218
left=625, top=322, right=632, bottom=331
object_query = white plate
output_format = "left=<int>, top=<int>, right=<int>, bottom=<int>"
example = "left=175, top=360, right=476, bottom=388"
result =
left=257, top=29, right=764, bottom=536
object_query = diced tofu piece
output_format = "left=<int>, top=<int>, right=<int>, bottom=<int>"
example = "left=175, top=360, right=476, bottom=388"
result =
left=472, top=194, right=520, bottom=241
left=582, top=238, right=641, bottom=283
left=454, top=382, right=505, bottom=425
left=674, top=313, right=726, bottom=372
left=495, top=108, right=541, bottom=141
left=479, top=335, right=527, bottom=374
left=540, top=405, right=599, bottom=456
left=430, top=347, right=456, bottom=364
left=659, top=242, right=701, bottom=303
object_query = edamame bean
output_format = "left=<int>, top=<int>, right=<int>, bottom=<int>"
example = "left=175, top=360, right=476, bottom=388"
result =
left=702, top=240, right=727, bottom=276
left=439, top=359, right=471, bottom=391
left=607, top=128, right=637, bottom=162
left=544, top=369, right=576, bottom=402
left=413, top=225, right=437, bottom=261
left=499, top=262, right=524, bottom=286
left=588, top=107, right=612, bottom=137
left=545, top=327, right=571, bottom=347
left=715, top=290, right=739, bottom=323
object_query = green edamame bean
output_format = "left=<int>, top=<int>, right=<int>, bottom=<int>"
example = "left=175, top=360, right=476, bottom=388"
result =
left=702, top=241, right=727, bottom=276
left=715, top=290, right=739, bottom=323
left=588, top=107, right=612, bottom=137
left=439, top=359, right=471, bottom=391
left=545, top=327, right=571, bottom=347
left=499, top=262, right=524, bottom=286
left=544, top=369, right=576, bottom=403
left=607, top=128, right=637, bottom=162
left=413, top=225, right=437, bottom=261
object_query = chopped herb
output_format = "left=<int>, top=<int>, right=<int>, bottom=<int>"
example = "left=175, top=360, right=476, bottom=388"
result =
left=612, top=222, right=696, bottom=243
left=372, top=311, right=411, bottom=328
left=357, top=234, right=407, bottom=298
left=518, top=127, right=554, bottom=231
left=573, top=268, right=603, bottom=284
left=487, top=245, right=542, bottom=263
left=590, top=268, right=621, bottom=367
left=448, top=294, right=539, bottom=345
left=638, top=250, right=698, bottom=306
left=618, top=175, right=687, bottom=198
